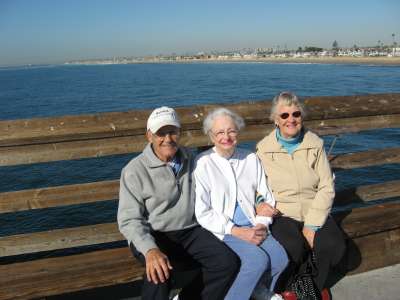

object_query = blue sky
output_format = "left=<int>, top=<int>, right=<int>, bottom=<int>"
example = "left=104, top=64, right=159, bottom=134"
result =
left=1, top=0, right=399, bottom=66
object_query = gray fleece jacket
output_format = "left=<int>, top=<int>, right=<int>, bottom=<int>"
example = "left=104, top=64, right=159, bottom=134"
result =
left=117, top=143, right=198, bottom=255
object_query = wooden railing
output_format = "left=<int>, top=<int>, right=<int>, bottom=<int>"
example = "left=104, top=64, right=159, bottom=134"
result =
left=0, top=93, right=400, bottom=299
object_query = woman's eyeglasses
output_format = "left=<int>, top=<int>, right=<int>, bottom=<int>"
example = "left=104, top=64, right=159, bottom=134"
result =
left=211, top=129, right=238, bottom=138
left=279, top=111, right=302, bottom=119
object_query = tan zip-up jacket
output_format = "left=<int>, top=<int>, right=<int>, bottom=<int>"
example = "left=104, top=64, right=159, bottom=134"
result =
left=256, top=129, right=334, bottom=227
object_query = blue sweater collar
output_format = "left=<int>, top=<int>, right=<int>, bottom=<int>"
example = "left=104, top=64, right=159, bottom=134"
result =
left=276, top=128, right=304, bottom=154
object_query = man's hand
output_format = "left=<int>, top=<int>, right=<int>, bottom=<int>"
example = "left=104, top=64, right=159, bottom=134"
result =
left=302, top=227, right=316, bottom=248
left=145, top=248, right=173, bottom=284
left=231, top=224, right=268, bottom=245
left=256, top=202, right=280, bottom=217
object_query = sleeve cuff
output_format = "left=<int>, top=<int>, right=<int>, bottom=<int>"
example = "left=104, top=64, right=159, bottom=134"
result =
left=255, top=215, right=272, bottom=226
left=133, top=239, right=158, bottom=256
left=225, top=221, right=235, bottom=235
left=304, top=224, right=321, bottom=232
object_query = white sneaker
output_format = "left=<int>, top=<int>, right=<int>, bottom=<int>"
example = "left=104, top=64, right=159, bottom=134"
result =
left=270, top=294, right=284, bottom=300
left=252, top=284, right=274, bottom=300
left=171, top=294, right=179, bottom=300
left=253, top=287, right=283, bottom=300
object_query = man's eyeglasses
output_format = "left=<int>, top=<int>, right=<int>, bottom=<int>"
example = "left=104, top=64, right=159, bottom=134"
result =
left=279, top=111, right=302, bottom=120
left=211, top=129, right=238, bottom=138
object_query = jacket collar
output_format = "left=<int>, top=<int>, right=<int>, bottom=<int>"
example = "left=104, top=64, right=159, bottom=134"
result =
left=143, top=143, right=189, bottom=168
left=257, top=128, right=322, bottom=153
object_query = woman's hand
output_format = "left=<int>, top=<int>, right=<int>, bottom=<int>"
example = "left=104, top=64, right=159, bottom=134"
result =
left=231, top=224, right=267, bottom=245
left=302, top=227, right=316, bottom=248
left=256, top=202, right=280, bottom=217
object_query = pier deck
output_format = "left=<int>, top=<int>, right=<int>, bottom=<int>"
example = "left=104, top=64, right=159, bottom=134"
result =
left=331, top=263, right=400, bottom=300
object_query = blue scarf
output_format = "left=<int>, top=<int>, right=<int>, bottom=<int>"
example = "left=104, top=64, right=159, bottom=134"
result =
left=276, top=128, right=304, bottom=154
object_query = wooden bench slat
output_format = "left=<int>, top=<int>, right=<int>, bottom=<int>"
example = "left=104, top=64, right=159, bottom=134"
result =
left=0, top=247, right=143, bottom=300
left=2, top=94, right=400, bottom=147
left=335, top=180, right=400, bottom=206
left=336, top=202, right=400, bottom=238
left=1, top=225, right=399, bottom=299
left=0, top=135, right=147, bottom=166
left=0, top=180, right=119, bottom=213
left=2, top=178, right=400, bottom=214
left=305, top=114, right=400, bottom=136
left=330, top=147, right=400, bottom=170
left=2, top=114, right=400, bottom=166
left=0, top=223, right=123, bottom=257
left=1, top=201, right=399, bottom=257
left=347, top=227, right=400, bottom=275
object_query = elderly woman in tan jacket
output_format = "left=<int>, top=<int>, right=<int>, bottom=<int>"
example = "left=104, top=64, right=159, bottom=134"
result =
left=256, top=91, right=346, bottom=296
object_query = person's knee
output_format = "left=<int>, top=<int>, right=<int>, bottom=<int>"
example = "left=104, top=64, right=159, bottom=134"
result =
left=285, top=240, right=307, bottom=264
left=241, top=247, right=269, bottom=275
left=274, top=247, right=289, bottom=272
left=221, top=247, right=241, bottom=275
left=330, top=237, right=346, bottom=266
left=209, top=243, right=241, bottom=277
left=316, top=233, right=346, bottom=265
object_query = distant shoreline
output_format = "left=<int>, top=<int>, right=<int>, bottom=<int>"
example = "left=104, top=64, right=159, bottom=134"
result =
left=64, top=56, right=400, bottom=66
left=155, top=56, right=400, bottom=66
left=241, top=56, right=400, bottom=65
left=5, top=56, right=400, bottom=68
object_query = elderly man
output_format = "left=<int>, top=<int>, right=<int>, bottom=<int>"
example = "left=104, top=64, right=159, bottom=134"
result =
left=118, top=106, right=239, bottom=300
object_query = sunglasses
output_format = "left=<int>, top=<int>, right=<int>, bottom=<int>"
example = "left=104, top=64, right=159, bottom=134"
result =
left=279, top=111, right=302, bottom=119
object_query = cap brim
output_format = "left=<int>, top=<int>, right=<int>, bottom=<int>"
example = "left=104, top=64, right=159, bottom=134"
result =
left=149, top=120, right=181, bottom=133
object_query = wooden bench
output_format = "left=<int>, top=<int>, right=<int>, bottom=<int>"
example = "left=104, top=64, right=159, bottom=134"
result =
left=1, top=94, right=400, bottom=299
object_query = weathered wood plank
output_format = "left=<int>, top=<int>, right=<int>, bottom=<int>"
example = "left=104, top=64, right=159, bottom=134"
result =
left=0, top=135, right=148, bottom=166
left=0, top=223, right=123, bottom=257
left=1, top=94, right=399, bottom=147
left=304, top=114, right=400, bottom=136
left=335, top=180, right=400, bottom=206
left=346, top=228, right=400, bottom=275
left=0, top=229, right=398, bottom=299
left=0, top=247, right=143, bottom=300
left=1, top=175, right=399, bottom=215
left=1, top=160, right=399, bottom=213
left=330, top=147, right=400, bottom=170
left=1, top=201, right=399, bottom=257
left=1, top=114, right=400, bottom=166
left=0, top=180, right=119, bottom=213
left=303, top=93, right=400, bottom=120
left=335, top=202, right=400, bottom=238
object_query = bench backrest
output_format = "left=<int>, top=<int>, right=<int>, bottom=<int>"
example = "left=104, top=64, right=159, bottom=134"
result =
left=0, top=94, right=400, bottom=298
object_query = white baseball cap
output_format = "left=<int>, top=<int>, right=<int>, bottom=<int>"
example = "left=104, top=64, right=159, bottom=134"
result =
left=147, top=106, right=181, bottom=133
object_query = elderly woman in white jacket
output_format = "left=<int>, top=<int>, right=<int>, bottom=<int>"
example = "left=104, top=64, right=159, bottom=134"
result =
left=194, top=108, right=288, bottom=300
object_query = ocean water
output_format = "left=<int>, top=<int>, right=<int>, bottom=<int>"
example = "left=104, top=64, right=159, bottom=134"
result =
left=0, top=62, right=400, bottom=239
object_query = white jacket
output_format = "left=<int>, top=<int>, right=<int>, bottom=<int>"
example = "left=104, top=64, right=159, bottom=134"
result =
left=194, top=147, right=275, bottom=240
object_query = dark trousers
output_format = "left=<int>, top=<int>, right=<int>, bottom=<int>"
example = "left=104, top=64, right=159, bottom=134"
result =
left=130, top=226, right=240, bottom=300
left=270, top=216, right=346, bottom=291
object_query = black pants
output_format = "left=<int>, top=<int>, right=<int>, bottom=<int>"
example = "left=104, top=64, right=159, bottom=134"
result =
left=270, top=216, right=346, bottom=291
left=130, top=226, right=240, bottom=300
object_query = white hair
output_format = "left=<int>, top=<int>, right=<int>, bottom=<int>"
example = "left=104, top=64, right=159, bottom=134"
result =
left=203, top=107, right=245, bottom=135
left=270, top=91, right=306, bottom=121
